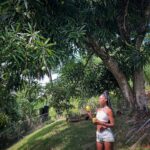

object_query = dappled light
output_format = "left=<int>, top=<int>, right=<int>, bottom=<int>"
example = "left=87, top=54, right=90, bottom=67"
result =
left=0, top=0, right=150, bottom=150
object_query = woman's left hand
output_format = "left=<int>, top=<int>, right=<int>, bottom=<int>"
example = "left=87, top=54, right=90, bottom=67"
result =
left=96, top=120, right=106, bottom=126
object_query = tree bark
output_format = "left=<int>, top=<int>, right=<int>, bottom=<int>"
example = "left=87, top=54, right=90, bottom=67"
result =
left=133, top=68, right=148, bottom=110
left=104, top=56, right=135, bottom=108
left=133, top=31, right=149, bottom=111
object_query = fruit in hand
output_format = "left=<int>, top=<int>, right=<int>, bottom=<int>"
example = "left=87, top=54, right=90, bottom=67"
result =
left=92, top=117, right=96, bottom=123
left=85, top=105, right=91, bottom=111
left=42, top=66, right=46, bottom=71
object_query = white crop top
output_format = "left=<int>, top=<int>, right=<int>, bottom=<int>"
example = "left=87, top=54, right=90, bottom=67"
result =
left=96, top=108, right=109, bottom=123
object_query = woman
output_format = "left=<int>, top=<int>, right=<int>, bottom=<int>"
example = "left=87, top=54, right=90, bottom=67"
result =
left=87, top=91, right=115, bottom=150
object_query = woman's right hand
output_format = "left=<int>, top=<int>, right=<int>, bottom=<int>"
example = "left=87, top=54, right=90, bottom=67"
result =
left=92, top=117, right=97, bottom=124
left=95, top=120, right=108, bottom=129
left=86, top=111, right=93, bottom=119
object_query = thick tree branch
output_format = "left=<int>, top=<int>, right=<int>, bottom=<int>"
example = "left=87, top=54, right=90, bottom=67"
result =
left=117, top=0, right=130, bottom=43
left=85, top=35, right=108, bottom=61
left=84, top=52, right=94, bottom=68
left=136, top=1, right=150, bottom=49
left=123, top=0, right=129, bottom=34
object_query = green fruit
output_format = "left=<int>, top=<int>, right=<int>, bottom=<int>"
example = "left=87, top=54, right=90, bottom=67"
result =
left=86, top=105, right=91, bottom=111
left=42, top=66, right=46, bottom=71
left=61, top=1, right=64, bottom=4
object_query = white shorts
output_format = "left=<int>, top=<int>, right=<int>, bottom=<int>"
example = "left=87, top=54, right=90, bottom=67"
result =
left=96, top=128, right=115, bottom=143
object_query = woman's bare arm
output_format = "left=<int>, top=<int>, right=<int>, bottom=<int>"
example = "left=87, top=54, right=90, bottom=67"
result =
left=87, top=111, right=93, bottom=119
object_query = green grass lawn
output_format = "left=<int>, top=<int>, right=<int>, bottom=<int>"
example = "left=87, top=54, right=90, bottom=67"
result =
left=8, top=119, right=96, bottom=150
left=8, top=118, right=148, bottom=150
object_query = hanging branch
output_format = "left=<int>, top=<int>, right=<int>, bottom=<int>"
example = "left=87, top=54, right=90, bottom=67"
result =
left=116, top=0, right=130, bottom=44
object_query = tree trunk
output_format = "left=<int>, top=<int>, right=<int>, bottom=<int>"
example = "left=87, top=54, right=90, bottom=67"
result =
left=132, top=34, right=148, bottom=111
left=133, top=68, right=148, bottom=110
left=102, top=56, right=135, bottom=108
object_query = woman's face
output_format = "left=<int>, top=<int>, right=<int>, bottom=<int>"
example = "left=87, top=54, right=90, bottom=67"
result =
left=99, top=95, right=107, bottom=107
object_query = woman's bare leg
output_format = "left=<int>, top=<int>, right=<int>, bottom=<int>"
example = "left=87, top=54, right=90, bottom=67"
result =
left=96, top=142, right=104, bottom=150
left=104, top=142, right=113, bottom=150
